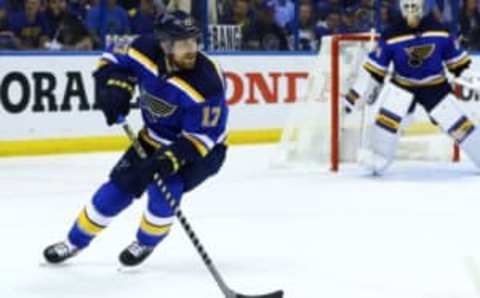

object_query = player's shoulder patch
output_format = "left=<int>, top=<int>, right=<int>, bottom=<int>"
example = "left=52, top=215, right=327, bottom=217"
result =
left=169, top=52, right=225, bottom=104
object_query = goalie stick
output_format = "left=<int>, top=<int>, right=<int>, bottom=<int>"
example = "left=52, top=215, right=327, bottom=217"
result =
left=118, top=118, right=284, bottom=298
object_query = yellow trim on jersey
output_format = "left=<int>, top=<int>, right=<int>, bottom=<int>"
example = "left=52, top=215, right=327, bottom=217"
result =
left=164, top=150, right=180, bottom=172
left=447, top=56, right=471, bottom=71
left=96, top=58, right=110, bottom=70
left=128, top=48, right=158, bottom=75
left=393, top=76, right=447, bottom=87
left=139, top=129, right=163, bottom=150
left=77, top=208, right=105, bottom=235
left=168, top=77, right=205, bottom=103
left=376, top=115, right=400, bottom=130
left=183, top=134, right=209, bottom=157
left=363, top=62, right=386, bottom=78
left=421, top=31, right=450, bottom=38
left=140, top=216, right=172, bottom=236
left=386, top=34, right=416, bottom=45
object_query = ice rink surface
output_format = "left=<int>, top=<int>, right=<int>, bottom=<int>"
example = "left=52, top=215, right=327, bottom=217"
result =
left=2, top=144, right=480, bottom=298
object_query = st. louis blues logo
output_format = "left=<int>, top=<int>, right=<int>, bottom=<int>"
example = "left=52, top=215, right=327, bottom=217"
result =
left=404, top=44, right=435, bottom=68
left=140, top=90, right=177, bottom=122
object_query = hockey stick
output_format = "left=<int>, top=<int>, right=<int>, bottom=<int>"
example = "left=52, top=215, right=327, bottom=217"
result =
left=118, top=119, right=284, bottom=298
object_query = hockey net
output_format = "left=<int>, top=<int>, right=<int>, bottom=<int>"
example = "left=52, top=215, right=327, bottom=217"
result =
left=275, top=33, right=458, bottom=172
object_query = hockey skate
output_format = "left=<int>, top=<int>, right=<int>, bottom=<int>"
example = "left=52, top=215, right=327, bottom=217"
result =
left=43, top=241, right=80, bottom=264
left=119, top=241, right=154, bottom=266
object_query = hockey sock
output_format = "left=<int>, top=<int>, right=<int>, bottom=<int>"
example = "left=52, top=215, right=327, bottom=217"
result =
left=68, top=181, right=134, bottom=248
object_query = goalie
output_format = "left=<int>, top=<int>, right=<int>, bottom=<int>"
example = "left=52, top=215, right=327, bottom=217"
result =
left=345, top=0, right=480, bottom=174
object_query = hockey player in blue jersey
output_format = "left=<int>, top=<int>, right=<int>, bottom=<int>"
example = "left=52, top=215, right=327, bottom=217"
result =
left=344, top=0, right=480, bottom=174
left=43, top=11, right=229, bottom=266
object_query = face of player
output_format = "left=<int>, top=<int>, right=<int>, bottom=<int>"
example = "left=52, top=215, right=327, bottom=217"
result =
left=400, top=0, right=424, bottom=28
left=169, top=37, right=199, bottom=70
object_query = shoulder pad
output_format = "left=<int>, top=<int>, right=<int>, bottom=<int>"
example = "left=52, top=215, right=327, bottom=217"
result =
left=170, top=52, right=225, bottom=103
left=127, top=34, right=166, bottom=75
left=129, top=35, right=161, bottom=60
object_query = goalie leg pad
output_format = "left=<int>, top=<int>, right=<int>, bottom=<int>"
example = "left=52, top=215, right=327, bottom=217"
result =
left=359, top=83, right=414, bottom=174
left=429, top=94, right=480, bottom=167
left=346, top=65, right=382, bottom=109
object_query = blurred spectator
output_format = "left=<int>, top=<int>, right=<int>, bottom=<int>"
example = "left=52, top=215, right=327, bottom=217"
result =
left=44, top=0, right=93, bottom=50
left=0, top=0, right=16, bottom=49
left=342, top=6, right=358, bottom=32
left=129, top=0, right=158, bottom=35
left=316, top=0, right=345, bottom=20
left=352, top=0, right=375, bottom=31
left=167, top=0, right=218, bottom=24
left=272, top=0, right=295, bottom=28
left=243, top=0, right=289, bottom=50
left=431, top=0, right=461, bottom=33
left=220, top=0, right=254, bottom=27
left=375, top=1, right=389, bottom=31
left=5, top=0, right=25, bottom=12
left=8, top=0, right=49, bottom=49
left=86, top=0, right=130, bottom=49
left=0, top=0, right=7, bottom=29
left=216, top=0, right=234, bottom=23
left=68, top=0, right=93, bottom=20
left=461, top=0, right=480, bottom=50
left=287, top=0, right=318, bottom=50
left=315, top=11, right=345, bottom=47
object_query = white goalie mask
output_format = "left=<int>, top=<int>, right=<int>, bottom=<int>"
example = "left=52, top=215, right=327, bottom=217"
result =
left=399, top=0, right=424, bottom=27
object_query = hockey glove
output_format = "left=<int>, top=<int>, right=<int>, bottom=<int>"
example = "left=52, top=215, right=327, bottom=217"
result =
left=112, top=135, right=209, bottom=197
left=97, top=75, right=135, bottom=126
left=113, top=147, right=179, bottom=198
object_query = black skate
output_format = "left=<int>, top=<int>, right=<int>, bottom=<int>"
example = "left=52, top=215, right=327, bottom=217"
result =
left=43, top=241, right=79, bottom=264
left=119, top=241, right=154, bottom=266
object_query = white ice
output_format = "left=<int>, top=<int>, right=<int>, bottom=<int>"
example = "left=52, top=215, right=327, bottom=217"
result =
left=2, top=144, right=480, bottom=298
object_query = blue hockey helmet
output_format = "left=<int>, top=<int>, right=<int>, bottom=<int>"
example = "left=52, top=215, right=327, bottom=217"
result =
left=154, top=11, right=201, bottom=41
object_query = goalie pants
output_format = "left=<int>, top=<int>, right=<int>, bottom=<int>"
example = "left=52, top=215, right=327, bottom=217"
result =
left=67, top=137, right=226, bottom=249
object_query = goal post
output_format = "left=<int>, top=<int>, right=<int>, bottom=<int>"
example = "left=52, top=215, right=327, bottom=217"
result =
left=274, top=32, right=459, bottom=172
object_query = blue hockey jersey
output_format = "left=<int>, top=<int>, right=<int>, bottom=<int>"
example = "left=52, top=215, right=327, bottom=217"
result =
left=96, top=35, right=228, bottom=158
left=363, top=15, right=471, bottom=109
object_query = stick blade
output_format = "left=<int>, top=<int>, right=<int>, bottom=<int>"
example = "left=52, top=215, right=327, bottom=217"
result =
left=236, top=290, right=284, bottom=298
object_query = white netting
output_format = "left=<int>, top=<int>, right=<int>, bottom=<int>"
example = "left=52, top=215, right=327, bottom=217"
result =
left=274, top=33, right=455, bottom=171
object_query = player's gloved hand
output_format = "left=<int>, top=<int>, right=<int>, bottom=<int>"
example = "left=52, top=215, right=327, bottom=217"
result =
left=97, top=75, right=135, bottom=126
left=113, top=148, right=178, bottom=198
